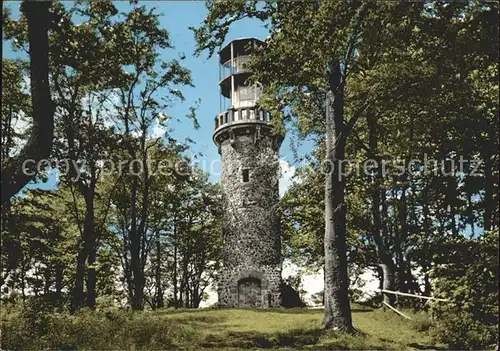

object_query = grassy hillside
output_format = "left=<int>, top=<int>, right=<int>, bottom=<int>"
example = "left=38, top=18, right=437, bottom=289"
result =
left=159, top=305, right=443, bottom=350
left=1, top=303, right=445, bottom=350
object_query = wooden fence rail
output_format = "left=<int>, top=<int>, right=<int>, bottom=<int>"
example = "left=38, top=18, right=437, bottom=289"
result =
left=382, top=301, right=413, bottom=320
left=377, top=289, right=451, bottom=302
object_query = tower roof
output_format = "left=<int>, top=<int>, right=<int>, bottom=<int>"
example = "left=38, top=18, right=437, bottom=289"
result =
left=218, top=37, right=265, bottom=64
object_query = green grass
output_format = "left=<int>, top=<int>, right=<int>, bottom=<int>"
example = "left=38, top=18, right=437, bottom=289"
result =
left=157, top=304, right=445, bottom=350
left=1, top=303, right=446, bottom=350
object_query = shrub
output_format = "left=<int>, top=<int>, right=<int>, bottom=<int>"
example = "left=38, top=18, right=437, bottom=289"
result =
left=430, top=230, right=499, bottom=350
left=280, top=282, right=307, bottom=308
left=0, top=305, right=200, bottom=350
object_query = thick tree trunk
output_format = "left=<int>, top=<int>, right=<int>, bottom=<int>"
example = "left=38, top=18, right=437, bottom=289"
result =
left=379, top=259, right=396, bottom=307
left=323, top=77, right=353, bottom=332
left=192, top=296, right=201, bottom=308
left=395, top=245, right=406, bottom=293
left=322, top=5, right=368, bottom=330
left=1, top=1, right=54, bottom=204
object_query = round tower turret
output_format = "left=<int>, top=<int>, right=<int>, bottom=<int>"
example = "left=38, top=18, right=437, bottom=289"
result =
left=215, top=38, right=283, bottom=308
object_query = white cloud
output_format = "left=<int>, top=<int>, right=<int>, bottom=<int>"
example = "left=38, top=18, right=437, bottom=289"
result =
left=279, top=159, right=296, bottom=197
left=21, top=74, right=31, bottom=94
left=130, top=128, right=142, bottom=139
left=282, top=260, right=324, bottom=306
left=12, top=110, right=29, bottom=134
left=9, top=111, right=30, bottom=156
left=357, top=268, right=380, bottom=301
left=283, top=260, right=383, bottom=306
left=150, top=116, right=167, bottom=139
left=199, top=286, right=218, bottom=308
left=302, top=272, right=324, bottom=305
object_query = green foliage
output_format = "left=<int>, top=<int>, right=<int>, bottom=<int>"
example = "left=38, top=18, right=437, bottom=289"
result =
left=429, top=230, right=499, bottom=350
left=0, top=303, right=199, bottom=350
left=1, top=189, right=78, bottom=304
left=2, top=0, right=205, bottom=311
left=268, top=0, right=499, bottom=305
left=281, top=165, right=324, bottom=269
left=1, top=58, right=31, bottom=165
left=281, top=154, right=377, bottom=272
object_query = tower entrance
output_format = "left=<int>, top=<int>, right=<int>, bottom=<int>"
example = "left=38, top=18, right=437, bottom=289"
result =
left=238, top=277, right=262, bottom=307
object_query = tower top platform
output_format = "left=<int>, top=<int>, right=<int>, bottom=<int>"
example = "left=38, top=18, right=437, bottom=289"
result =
left=218, top=38, right=264, bottom=65
left=214, top=37, right=277, bottom=148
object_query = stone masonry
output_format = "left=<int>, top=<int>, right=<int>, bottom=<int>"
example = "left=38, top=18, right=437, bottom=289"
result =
left=216, top=132, right=282, bottom=308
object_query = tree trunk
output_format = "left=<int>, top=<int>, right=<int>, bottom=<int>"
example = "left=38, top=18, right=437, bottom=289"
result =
left=192, top=279, right=202, bottom=308
left=367, top=112, right=397, bottom=307
left=85, top=186, right=97, bottom=308
left=323, top=71, right=354, bottom=332
left=130, top=176, right=143, bottom=310
left=128, top=132, right=150, bottom=311
left=1, top=1, right=54, bottom=204
left=423, top=267, right=431, bottom=296
left=422, top=189, right=432, bottom=296
left=86, top=245, right=97, bottom=308
left=54, top=262, right=63, bottom=309
left=43, top=266, right=51, bottom=296
left=396, top=185, right=410, bottom=293
left=71, top=243, right=87, bottom=311
left=20, top=261, right=26, bottom=300
left=173, top=217, right=178, bottom=307
left=482, top=150, right=493, bottom=231
left=322, top=5, right=368, bottom=330
left=379, top=260, right=396, bottom=307
left=380, top=263, right=394, bottom=305
left=73, top=188, right=96, bottom=310
left=180, top=259, right=189, bottom=308
left=395, top=245, right=406, bottom=293
left=154, top=237, right=164, bottom=309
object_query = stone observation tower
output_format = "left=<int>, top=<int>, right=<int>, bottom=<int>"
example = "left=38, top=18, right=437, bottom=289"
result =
left=214, top=38, right=284, bottom=308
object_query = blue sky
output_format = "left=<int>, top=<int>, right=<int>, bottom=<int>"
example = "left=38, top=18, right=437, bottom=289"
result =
left=3, top=1, right=312, bottom=189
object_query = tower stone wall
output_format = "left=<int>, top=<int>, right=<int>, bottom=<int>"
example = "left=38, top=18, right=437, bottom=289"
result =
left=217, top=133, right=282, bottom=307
